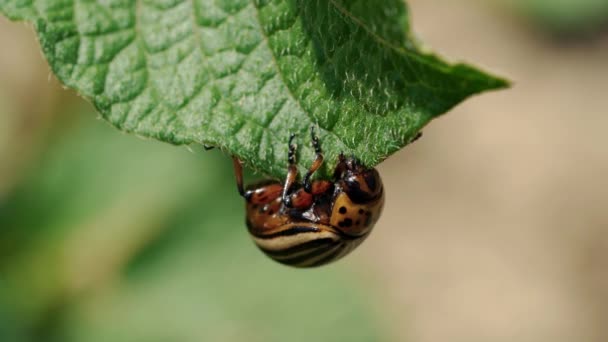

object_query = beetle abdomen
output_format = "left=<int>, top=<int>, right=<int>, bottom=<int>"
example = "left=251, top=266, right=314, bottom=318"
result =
left=249, top=223, right=363, bottom=267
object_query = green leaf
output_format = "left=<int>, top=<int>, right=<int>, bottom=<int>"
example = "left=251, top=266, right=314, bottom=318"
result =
left=0, top=0, right=508, bottom=178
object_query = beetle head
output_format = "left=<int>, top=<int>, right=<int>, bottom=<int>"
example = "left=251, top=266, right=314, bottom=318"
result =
left=335, top=154, right=383, bottom=203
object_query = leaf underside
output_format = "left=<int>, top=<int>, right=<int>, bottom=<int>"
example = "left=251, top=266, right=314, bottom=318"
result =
left=0, top=0, right=508, bottom=179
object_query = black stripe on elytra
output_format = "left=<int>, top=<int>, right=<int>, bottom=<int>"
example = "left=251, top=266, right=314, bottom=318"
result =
left=274, top=241, right=342, bottom=266
left=309, top=243, right=349, bottom=267
left=334, top=229, right=369, bottom=241
left=250, top=221, right=367, bottom=241
left=261, top=237, right=337, bottom=257
left=251, top=225, right=320, bottom=239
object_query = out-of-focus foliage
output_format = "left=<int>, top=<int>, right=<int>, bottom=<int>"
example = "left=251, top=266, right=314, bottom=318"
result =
left=0, top=93, right=13, bottom=163
left=0, top=103, right=387, bottom=342
left=499, top=0, right=608, bottom=36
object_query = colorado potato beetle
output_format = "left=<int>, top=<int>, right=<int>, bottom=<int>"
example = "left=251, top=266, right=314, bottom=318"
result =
left=233, top=127, right=385, bottom=267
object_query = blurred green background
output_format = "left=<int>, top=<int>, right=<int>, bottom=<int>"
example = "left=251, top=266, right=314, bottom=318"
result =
left=1, top=0, right=608, bottom=341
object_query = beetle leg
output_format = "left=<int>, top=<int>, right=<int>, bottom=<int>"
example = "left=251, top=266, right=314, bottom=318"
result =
left=232, top=157, right=245, bottom=197
left=303, top=126, right=324, bottom=193
left=333, top=152, right=348, bottom=179
left=281, top=133, right=298, bottom=207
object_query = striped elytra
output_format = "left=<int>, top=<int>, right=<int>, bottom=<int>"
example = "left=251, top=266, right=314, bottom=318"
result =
left=233, top=127, right=384, bottom=268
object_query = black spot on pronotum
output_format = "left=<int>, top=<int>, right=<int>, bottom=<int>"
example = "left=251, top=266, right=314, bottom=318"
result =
left=344, top=179, right=375, bottom=203
left=358, top=209, right=364, bottom=214
left=268, top=210, right=274, bottom=215
left=339, top=218, right=353, bottom=227
left=339, top=206, right=347, bottom=214
left=355, top=220, right=360, bottom=225
left=364, top=172, right=377, bottom=192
